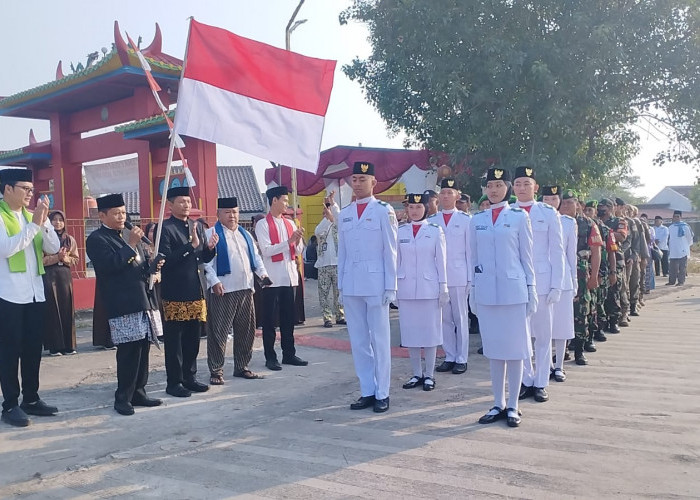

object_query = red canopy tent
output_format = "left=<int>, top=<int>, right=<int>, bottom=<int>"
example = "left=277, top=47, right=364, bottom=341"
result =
left=264, top=145, right=450, bottom=195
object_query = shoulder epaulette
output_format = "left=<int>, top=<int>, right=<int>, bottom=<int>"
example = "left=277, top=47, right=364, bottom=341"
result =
left=542, top=203, right=554, bottom=210
left=377, top=200, right=389, bottom=207
left=456, top=211, right=470, bottom=217
left=511, top=207, right=523, bottom=212
left=475, top=209, right=485, bottom=215
left=561, top=214, right=575, bottom=220
left=429, top=222, right=440, bottom=228
left=427, top=213, right=438, bottom=218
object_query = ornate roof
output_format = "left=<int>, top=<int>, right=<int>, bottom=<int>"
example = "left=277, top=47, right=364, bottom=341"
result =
left=115, top=110, right=175, bottom=134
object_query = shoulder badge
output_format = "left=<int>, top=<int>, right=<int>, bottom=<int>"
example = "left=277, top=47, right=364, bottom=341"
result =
left=511, top=207, right=523, bottom=212
left=427, top=213, right=438, bottom=218
left=429, top=222, right=440, bottom=228
left=377, top=200, right=389, bottom=207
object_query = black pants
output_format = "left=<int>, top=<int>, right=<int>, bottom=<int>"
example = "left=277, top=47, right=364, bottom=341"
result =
left=0, top=298, right=45, bottom=412
left=261, top=286, right=296, bottom=362
left=163, top=319, right=202, bottom=387
left=115, top=338, right=150, bottom=404
left=661, top=250, right=670, bottom=276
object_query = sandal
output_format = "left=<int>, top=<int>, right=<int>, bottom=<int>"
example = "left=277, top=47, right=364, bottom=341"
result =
left=233, top=369, right=263, bottom=380
left=209, top=374, right=225, bottom=385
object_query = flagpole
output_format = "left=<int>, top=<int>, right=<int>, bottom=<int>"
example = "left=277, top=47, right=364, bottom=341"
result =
left=150, top=17, right=194, bottom=290
left=286, top=0, right=306, bottom=222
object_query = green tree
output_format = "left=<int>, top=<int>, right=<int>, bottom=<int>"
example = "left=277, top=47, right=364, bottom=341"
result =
left=341, top=0, right=700, bottom=192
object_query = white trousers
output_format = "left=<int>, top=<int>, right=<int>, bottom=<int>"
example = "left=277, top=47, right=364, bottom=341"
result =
left=523, top=295, right=553, bottom=388
left=441, top=286, right=469, bottom=363
left=344, top=295, right=392, bottom=400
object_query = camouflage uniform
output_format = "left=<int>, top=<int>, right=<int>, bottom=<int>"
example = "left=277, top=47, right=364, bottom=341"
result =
left=603, top=215, right=627, bottom=332
left=590, top=218, right=617, bottom=342
left=573, top=215, right=603, bottom=363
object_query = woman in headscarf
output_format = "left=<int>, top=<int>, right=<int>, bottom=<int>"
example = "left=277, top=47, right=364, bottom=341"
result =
left=397, top=193, right=448, bottom=392
left=469, top=168, right=536, bottom=427
left=43, top=210, right=79, bottom=355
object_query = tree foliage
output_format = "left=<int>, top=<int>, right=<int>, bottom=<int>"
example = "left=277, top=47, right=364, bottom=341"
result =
left=341, top=0, right=700, bottom=195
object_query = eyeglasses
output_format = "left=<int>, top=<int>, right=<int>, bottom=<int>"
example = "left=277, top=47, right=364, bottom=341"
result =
left=13, top=185, right=35, bottom=195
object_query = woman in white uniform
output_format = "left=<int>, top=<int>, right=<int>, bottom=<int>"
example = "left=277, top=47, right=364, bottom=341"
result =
left=397, top=193, right=448, bottom=391
left=542, top=186, right=576, bottom=383
left=469, top=168, right=536, bottom=427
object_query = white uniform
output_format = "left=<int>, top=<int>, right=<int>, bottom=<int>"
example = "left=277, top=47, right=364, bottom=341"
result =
left=337, top=196, right=398, bottom=400
left=469, top=202, right=535, bottom=360
left=428, top=209, right=471, bottom=363
left=552, top=214, right=577, bottom=340
left=397, top=221, right=447, bottom=347
left=516, top=200, right=565, bottom=389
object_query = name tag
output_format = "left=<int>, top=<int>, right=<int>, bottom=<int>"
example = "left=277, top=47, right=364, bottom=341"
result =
left=503, top=224, right=510, bottom=228
left=343, top=217, right=353, bottom=223
left=476, top=225, right=488, bottom=231
left=399, top=238, right=410, bottom=243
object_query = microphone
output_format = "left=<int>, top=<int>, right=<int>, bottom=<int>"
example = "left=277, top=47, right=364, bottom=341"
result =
left=124, top=221, right=153, bottom=246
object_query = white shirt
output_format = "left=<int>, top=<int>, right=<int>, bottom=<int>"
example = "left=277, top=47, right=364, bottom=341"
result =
left=668, top=222, right=694, bottom=259
left=255, top=215, right=303, bottom=287
left=203, top=225, right=267, bottom=293
left=0, top=210, right=61, bottom=304
left=314, top=203, right=340, bottom=268
left=653, top=224, right=669, bottom=251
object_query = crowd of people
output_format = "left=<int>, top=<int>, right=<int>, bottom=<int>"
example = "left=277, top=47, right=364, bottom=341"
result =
left=0, top=164, right=695, bottom=427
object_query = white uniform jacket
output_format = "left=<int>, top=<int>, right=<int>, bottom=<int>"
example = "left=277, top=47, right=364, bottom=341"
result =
left=469, top=203, right=535, bottom=305
left=560, top=214, right=578, bottom=292
left=668, top=222, right=694, bottom=259
left=337, top=197, right=398, bottom=297
left=515, top=201, right=565, bottom=294
left=397, top=221, right=447, bottom=300
left=427, top=210, right=471, bottom=287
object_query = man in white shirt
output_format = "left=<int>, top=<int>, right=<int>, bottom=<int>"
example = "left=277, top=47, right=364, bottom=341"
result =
left=204, top=197, right=269, bottom=383
left=653, top=215, right=670, bottom=276
left=255, top=186, right=307, bottom=371
left=314, top=191, right=345, bottom=328
left=0, top=168, right=60, bottom=427
left=666, top=210, right=694, bottom=286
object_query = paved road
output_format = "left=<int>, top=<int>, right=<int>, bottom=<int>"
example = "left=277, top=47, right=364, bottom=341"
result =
left=1, top=277, right=698, bottom=499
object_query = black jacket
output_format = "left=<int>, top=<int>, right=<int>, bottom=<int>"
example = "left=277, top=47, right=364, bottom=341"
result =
left=86, top=226, right=155, bottom=320
left=159, top=216, right=216, bottom=301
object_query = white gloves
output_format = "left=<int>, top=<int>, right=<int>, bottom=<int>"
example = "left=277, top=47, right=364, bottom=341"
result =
left=468, top=286, right=477, bottom=316
left=526, top=285, right=538, bottom=316
left=546, top=288, right=562, bottom=305
left=439, top=284, right=450, bottom=307
left=383, top=290, right=397, bottom=306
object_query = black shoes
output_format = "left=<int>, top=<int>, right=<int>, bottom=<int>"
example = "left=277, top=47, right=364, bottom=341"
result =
left=584, top=341, right=597, bottom=352
left=323, top=320, right=333, bottom=328
left=519, top=384, right=535, bottom=400
left=266, top=360, right=283, bottom=371
left=373, top=397, right=390, bottom=413
left=594, top=331, right=607, bottom=342
left=607, top=320, right=621, bottom=334
left=478, top=406, right=505, bottom=424
left=506, top=408, right=522, bottom=427
left=114, top=400, right=135, bottom=416
left=20, top=399, right=58, bottom=416
left=335, top=319, right=347, bottom=325
left=552, top=368, right=566, bottom=382
left=350, top=395, right=375, bottom=410
left=575, top=350, right=588, bottom=365
left=534, top=387, right=549, bottom=402
left=183, top=380, right=209, bottom=393
left=402, top=376, right=423, bottom=389
left=452, top=363, right=467, bottom=374
left=422, top=377, right=435, bottom=391
left=477, top=347, right=484, bottom=355
left=131, top=397, right=163, bottom=407
left=630, top=310, right=640, bottom=317
left=435, top=361, right=455, bottom=372
left=1, top=406, right=30, bottom=427
left=282, top=356, right=308, bottom=366
left=166, top=384, right=192, bottom=398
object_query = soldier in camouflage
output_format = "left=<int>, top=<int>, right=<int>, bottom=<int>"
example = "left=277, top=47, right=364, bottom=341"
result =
left=598, top=198, right=627, bottom=334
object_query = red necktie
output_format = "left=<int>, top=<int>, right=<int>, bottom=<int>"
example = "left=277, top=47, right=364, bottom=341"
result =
left=412, top=224, right=420, bottom=238
left=492, top=206, right=504, bottom=224
left=443, top=212, right=453, bottom=226
left=357, top=202, right=368, bottom=219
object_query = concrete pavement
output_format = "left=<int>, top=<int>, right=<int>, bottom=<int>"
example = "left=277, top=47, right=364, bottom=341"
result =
left=0, top=277, right=699, bottom=498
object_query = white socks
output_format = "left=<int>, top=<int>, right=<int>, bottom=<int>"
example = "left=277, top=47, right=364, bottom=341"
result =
left=408, top=346, right=438, bottom=378
left=490, top=359, right=524, bottom=409
left=553, top=339, right=567, bottom=370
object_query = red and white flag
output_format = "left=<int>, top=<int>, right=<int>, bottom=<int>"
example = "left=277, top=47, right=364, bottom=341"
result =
left=174, top=20, right=336, bottom=174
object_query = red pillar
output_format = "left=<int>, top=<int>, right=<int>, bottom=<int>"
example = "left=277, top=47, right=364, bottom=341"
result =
left=186, top=138, right=217, bottom=216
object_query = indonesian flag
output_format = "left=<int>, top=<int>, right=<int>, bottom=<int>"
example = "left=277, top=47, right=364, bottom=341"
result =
left=174, top=20, right=336, bottom=174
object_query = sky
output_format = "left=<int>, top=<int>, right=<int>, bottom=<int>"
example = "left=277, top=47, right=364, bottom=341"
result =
left=0, top=0, right=696, bottom=200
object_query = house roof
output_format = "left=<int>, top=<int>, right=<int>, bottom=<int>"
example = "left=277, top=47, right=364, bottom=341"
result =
left=667, top=186, right=693, bottom=198
left=122, top=165, right=264, bottom=216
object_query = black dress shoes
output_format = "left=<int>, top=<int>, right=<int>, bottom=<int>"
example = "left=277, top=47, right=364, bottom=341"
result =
left=20, top=399, right=58, bottom=416
left=402, top=376, right=423, bottom=389
left=478, top=406, right=505, bottom=424
left=534, top=387, right=549, bottom=402
left=183, top=380, right=209, bottom=393
left=373, top=397, right=390, bottom=413
left=552, top=368, right=566, bottom=382
left=518, top=384, right=535, bottom=400
left=506, top=408, right=522, bottom=427
left=452, top=362, right=467, bottom=374
left=350, top=395, right=375, bottom=410
left=323, top=320, right=333, bottom=328
left=131, top=397, right=163, bottom=407
left=1, top=406, right=30, bottom=427
left=422, top=377, right=436, bottom=391
left=114, top=401, right=135, bottom=416
left=266, top=360, right=283, bottom=371
left=166, top=384, right=192, bottom=398
left=282, top=356, right=308, bottom=366
left=435, top=361, right=455, bottom=372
